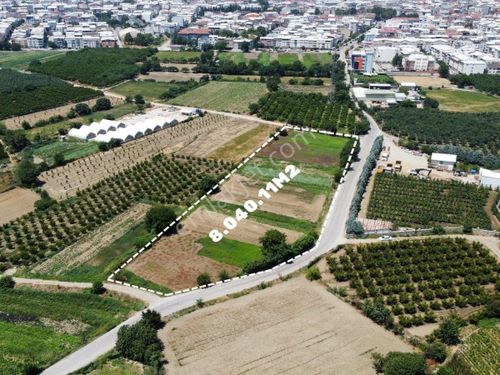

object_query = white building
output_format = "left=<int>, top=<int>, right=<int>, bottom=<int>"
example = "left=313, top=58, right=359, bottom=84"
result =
left=431, top=153, right=457, bottom=171
left=479, top=168, right=500, bottom=190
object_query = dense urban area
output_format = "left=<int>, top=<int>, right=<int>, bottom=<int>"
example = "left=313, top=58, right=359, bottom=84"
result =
left=0, top=0, right=498, bottom=374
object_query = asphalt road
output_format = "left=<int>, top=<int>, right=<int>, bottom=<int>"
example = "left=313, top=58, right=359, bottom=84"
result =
left=42, top=116, right=382, bottom=375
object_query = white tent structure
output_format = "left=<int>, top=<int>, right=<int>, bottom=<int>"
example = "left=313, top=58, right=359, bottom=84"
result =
left=68, top=126, right=97, bottom=140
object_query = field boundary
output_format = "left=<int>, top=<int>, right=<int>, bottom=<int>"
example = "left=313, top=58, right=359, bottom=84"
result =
left=107, top=126, right=359, bottom=296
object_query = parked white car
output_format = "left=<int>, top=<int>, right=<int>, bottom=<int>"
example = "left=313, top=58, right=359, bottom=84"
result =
left=378, top=235, right=393, bottom=241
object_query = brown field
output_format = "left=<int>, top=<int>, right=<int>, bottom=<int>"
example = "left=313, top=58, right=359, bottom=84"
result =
left=391, top=75, right=451, bottom=88
left=139, top=70, right=205, bottom=82
left=179, top=119, right=270, bottom=160
left=161, top=277, right=412, bottom=375
left=0, top=171, right=15, bottom=193
left=127, top=208, right=301, bottom=290
left=3, top=96, right=122, bottom=130
left=282, top=84, right=331, bottom=95
left=0, top=187, right=39, bottom=225
left=208, top=124, right=273, bottom=162
left=127, top=231, right=239, bottom=291
left=212, top=174, right=326, bottom=222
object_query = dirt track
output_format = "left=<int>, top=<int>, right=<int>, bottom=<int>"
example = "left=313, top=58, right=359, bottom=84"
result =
left=0, top=188, right=39, bottom=224
left=161, top=277, right=412, bottom=375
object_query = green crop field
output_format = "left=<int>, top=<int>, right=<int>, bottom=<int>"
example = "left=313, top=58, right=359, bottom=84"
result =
left=0, top=286, right=142, bottom=374
left=155, top=51, right=201, bottom=63
left=197, top=237, right=262, bottom=268
left=218, top=52, right=248, bottom=64
left=450, top=327, right=500, bottom=375
left=29, top=139, right=99, bottom=166
left=0, top=51, right=66, bottom=70
left=111, top=80, right=177, bottom=100
left=115, top=269, right=172, bottom=294
left=425, top=89, right=500, bottom=112
left=258, top=52, right=271, bottom=66
left=303, top=53, right=331, bottom=67
left=168, top=81, right=267, bottom=113
left=277, top=53, right=299, bottom=65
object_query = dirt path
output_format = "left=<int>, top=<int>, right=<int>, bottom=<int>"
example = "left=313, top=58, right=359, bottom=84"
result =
left=160, top=277, right=412, bottom=375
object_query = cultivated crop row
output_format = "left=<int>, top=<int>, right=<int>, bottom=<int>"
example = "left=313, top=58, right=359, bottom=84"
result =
left=367, top=173, right=491, bottom=229
left=0, top=154, right=232, bottom=269
left=328, top=238, right=498, bottom=328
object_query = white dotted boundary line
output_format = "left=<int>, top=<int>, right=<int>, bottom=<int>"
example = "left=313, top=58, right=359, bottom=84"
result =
left=107, top=126, right=359, bottom=296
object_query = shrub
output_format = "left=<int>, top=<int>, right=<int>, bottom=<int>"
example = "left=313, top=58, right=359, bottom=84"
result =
left=0, top=275, right=15, bottom=289
left=306, top=266, right=321, bottom=281
left=144, top=205, right=177, bottom=235
left=218, top=269, right=230, bottom=281
left=435, top=318, right=461, bottom=345
left=424, top=341, right=447, bottom=363
left=196, top=272, right=211, bottom=286
left=383, top=352, right=426, bottom=375
left=90, top=280, right=105, bottom=295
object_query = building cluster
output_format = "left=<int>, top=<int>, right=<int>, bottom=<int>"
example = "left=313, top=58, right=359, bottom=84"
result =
left=351, top=0, right=500, bottom=75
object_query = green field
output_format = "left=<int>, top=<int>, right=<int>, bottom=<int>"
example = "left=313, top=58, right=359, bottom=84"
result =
left=258, top=52, right=271, bottom=66
left=426, top=88, right=500, bottom=112
left=303, top=53, right=331, bottom=67
left=0, top=51, right=66, bottom=70
left=27, top=102, right=138, bottom=140
left=197, top=237, right=262, bottom=268
left=0, top=286, right=142, bottom=374
left=29, top=138, right=99, bottom=165
left=277, top=53, right=299, bottom=65
left=218, top=52, right=248, bottom=64
left=110, top=80, right=177, bottom=100
left=155, top=51, right=201, bottom=62
left=115, top=269, right=172, bottom=294
left=169, top=81, right=267, bottom=113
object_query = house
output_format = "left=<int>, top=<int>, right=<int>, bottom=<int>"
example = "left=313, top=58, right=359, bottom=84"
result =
left=479, top=168, right=500, bottom=190
left=431, top=153, right=457, bottom=171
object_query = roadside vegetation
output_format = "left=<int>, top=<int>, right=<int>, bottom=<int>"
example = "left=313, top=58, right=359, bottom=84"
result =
left=367, top=173, right=491, bottom=229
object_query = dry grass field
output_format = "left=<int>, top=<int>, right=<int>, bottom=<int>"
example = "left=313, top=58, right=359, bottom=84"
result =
left=161, top=277, right=412, bottom=375
left=0, top=188, right=39, bottom=225
left=212, top=174, right=327, bottom=222
left=391, top=75, right=451, bottom=88
left=126, top=208, right=301, bottom=290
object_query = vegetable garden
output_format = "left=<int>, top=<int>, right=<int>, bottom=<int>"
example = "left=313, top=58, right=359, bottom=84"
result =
left=28, top=48, right=155, bottom=87
left=251, top=91, right=367, bottom=134
left=328, top=238, right=499, bottom=328
left=0, top=69, right=101, bottom=120
left=367, top=173, right=491, bottom=229
left=0, top=154, right=233, bottom=270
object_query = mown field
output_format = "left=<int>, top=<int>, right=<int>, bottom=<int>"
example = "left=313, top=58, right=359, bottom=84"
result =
left=169, top=81, right=267, bottom=113
left=302, top=53, right=331, bottom=67
left=0, top=69, right=101, bottom=120
left=0, top=51, right=66, bottom=70
left=28, top=138, right=100, bottom=166
left=197, top=237, right=262, bottom=268
left=155, top=51, right=201, bottom=63
left=425, top=89, right=500, bottom=112
left=367, top=173, right=492, bottom=229
left=0, top=286, right=142, bottom=374
left=111, top=80, right=180, bottom=100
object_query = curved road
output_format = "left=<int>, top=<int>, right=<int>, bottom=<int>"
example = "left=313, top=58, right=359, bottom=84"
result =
left=43, top=116, right=382, bottom=375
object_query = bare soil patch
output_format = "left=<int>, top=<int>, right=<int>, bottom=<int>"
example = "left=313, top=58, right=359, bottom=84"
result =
left=160, top=277, right=412, bottom=375
left=0, top=188, right=39, bottom=225
left=178, top=118, right=267, bottom=160
left=183, top=208, right=302, bottom=245
left=212, top=174, right=326, bottom=222
left=127, top=231, right=239, bottom=291
left=391, top=75, right=451, bottom=88
left=139, top=71, right=205, bottom=82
